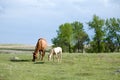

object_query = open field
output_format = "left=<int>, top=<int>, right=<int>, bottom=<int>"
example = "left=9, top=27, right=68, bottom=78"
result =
left=0, top=53, right=120, bottom=80
left=0, top=44, right=120, bottom=80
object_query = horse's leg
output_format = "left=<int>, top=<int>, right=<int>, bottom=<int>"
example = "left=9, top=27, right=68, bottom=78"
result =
left=57, top=53, right=62, bottom=62
left=39, top=51, right=41, bottom=60
left=53, top=54, right=57, bottom=62
left=58, top=54, right=60, bottom=62
left=60, top=52, right=62, bottom=62
left=41, top=51, right=45, bottom=61
left=55, top=54, right=59, bottom=62
left=41, top=52, right=43, bottom=61
left=53, top=55, right=54, bottom=62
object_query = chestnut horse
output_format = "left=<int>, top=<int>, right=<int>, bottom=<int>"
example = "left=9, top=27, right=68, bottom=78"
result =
left=32, top=38, right=47, bottom=62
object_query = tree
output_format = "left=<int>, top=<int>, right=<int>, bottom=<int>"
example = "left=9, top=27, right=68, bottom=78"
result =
left=52, top=23, right=73, bottom=52
left=105, top=18, right=120, bottom=52
left=72, top=21, right=89, bottom=53
left=52, top=21, right=89, bottom=53
left=88, top=15, right=105, bottom=53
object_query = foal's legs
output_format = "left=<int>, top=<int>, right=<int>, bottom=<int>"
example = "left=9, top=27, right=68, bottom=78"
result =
left=53, top=54, right=57, bottom=62
left=55, top=54, right=59, bottom=62
left=60, top=52, right=62, bottom=62
left=58, top=52, right=62, bottom=62
left=53, top=55, right=54, bottom=62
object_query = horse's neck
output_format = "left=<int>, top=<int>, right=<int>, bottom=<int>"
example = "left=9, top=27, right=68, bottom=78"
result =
left=34, top=40, right=40, bottom=53
left=49, top=49, right=54, bottom=57
left=34, top=47, right=39, bottom=54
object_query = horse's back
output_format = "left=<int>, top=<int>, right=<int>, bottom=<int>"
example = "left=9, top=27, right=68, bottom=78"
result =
left=54, top=47, right=62, bottom=54
left=37, top=38, right=47, bottom=50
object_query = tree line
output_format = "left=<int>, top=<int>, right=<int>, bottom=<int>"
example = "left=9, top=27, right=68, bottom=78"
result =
left=51, top=15, right=120, bottom=53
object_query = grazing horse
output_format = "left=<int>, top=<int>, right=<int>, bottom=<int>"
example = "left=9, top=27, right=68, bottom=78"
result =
left=32, top=38, right=47, bottom=62
left=48, top=47, right=62, bottom=62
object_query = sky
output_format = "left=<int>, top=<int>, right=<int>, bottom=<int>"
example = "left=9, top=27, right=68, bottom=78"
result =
left=0, top=0, right=120, bottom=45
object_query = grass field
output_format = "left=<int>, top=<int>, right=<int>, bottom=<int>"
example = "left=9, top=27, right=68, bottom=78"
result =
left=0, top=52, right=120, bottom=80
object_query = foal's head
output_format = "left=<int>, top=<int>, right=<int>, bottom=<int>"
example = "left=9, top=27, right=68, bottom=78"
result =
left=48, top=53, right=52, bottom=61
left=48, top=49, right=54, bottom=61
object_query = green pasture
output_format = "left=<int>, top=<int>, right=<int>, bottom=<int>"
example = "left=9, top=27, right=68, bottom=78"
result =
left=0, top=53, right=120, bottom=80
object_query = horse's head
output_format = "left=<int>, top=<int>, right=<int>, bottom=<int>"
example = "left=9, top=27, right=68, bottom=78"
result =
left=48, top=49, right=53, bottom=61
left=48, top=52, right=53, bottom=61
left=32, top=52, right=37, bottom=62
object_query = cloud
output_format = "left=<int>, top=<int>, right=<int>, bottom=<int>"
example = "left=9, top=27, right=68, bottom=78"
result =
left=0, top=0, right=120, bottom=44
left=0, top=0, right=120, bottom=23
left=1, top=0, right=119, bottom=15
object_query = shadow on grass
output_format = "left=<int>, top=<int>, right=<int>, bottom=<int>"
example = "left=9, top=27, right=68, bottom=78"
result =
left=10, top=59, right=31, bottom=62
left=75, top=72, right=93, bottom=76
left=34, top=62, right=45, bottom=64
